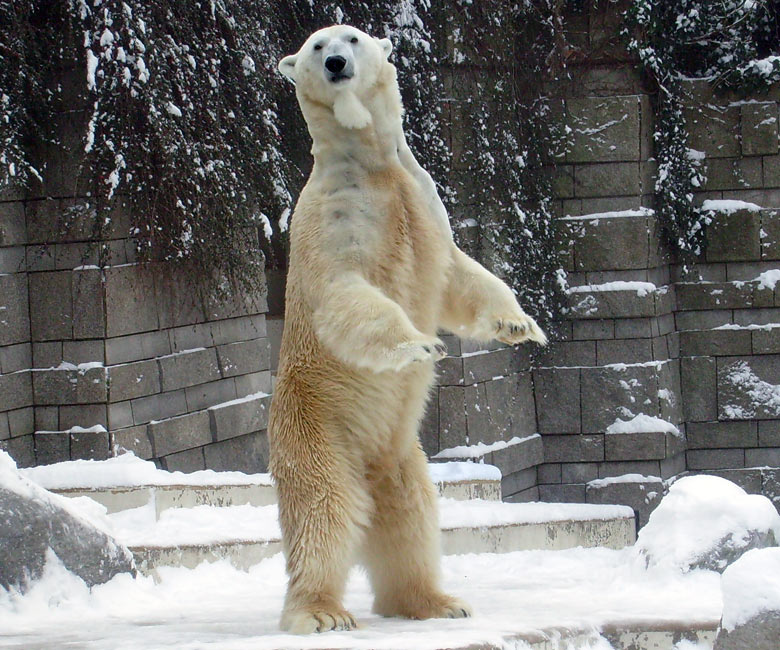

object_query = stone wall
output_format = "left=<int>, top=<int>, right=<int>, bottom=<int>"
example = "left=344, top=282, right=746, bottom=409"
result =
left=0, top=73, right=272, bottom=473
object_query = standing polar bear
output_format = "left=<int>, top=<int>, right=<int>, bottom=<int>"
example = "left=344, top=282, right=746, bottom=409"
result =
left=270, top=25, right=547, bottom=634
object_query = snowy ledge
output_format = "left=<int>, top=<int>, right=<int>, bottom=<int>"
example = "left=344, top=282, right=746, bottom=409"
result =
left=433, top=434, right=540, bottom=460
left=559, top=207, right=654, bottom=221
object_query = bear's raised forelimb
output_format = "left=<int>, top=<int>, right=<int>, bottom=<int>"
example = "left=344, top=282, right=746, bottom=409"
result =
left=439, top=245, right=547, bottom=346
left=313, top=271, right=446, bottom=372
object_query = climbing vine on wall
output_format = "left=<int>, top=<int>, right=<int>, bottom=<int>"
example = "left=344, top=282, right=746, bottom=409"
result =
left=624, top=0, right=780, bottom=265
left=0, top=0, right=566, bottom=324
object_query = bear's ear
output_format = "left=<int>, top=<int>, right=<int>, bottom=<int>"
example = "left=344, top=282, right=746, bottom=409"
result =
left=377, top=37, right=393, bottom=60
left=278, top=54, right=298, bottom=81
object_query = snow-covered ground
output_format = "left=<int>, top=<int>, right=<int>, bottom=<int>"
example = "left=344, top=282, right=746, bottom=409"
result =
left=0, top=546, right=721, bottom=650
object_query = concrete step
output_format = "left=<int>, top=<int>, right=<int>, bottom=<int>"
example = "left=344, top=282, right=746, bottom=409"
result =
left=127, top=499, right=636, bottom=574
left=676, top=276, right=779, bottom=312
left=678, top=322, right=780, bottom=357
left=49, top=461, right=503, bottom=516
left=565, top=281, right=674, bottom=320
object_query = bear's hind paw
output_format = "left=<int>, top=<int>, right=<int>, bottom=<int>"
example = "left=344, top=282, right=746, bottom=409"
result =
left=281, top=606, right=358, bottom=634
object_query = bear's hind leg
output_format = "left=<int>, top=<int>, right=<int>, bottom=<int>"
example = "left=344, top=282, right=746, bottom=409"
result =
left=362, top=445, right=472, bottom=620
left=276, top=457, right=370, bottom=634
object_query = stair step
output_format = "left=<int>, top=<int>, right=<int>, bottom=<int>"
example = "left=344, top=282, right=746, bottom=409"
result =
left=32, top=457, right=501, bottom=516
left=125, top=499, right=636, bottom=574
left=565, top=282, right=674, bottom=320
left=679, top=323, right=780, bottom=357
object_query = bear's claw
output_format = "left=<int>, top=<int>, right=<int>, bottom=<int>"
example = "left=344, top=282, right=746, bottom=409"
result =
left=282, top=606, right=358, bottom=634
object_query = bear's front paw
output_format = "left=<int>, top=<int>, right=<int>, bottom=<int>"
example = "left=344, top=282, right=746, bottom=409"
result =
left=489, top=312, right=547, bottom=347
left=281, top=605, right=358, bottom=634
left=387, top=338, right=447, bottom=371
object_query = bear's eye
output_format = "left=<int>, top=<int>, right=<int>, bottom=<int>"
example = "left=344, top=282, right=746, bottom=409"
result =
left=350, top=36, right=358, bottom=44
left=313, top=43, right=322, bottom=51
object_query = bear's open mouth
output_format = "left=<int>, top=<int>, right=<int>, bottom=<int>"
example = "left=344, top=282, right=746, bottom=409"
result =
left=330, top=72, right=352, bottom=83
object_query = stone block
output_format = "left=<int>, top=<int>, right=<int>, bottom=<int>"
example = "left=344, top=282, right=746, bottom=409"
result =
left=573, top=319, right=615, bottom=340
left=574, top=162, right=640, bottom=198
left=105, top=330, right=171, bottom=366
left=0, top=275, right=29, bottom=347
left=537, top=462, right=562, bottom=484
left=163, top=446, right=206, bottom=472
left=7, top=407, right=33, bottom=437
left=580, top=196, right=642, bottom=215
left=733, top=308, right=780, bottom=327
left=503, top=486, right=540, bottom=503
left=745, top=447, right=780, bottom=467
left=687, top=421, right=758, bottom=449
left=108, top=359, right=161, bottom=402
left=580, top=364, right=660, bottom=433
left=681, top=356, right=718, bottom=422
left=216, top=338, right=270, bottom=378
left=171, top=322, right=214, bottom=352
left=587, top=475, right=663, bottom=528
left=596, top=338, right=653, bottom=365
left=543, top=434, right=604, bottom=463
left=675, top=309, right=732, bottom=331
left=741, top=102, right=779, bottom=156
left=704, top=157, right=763, bottom=191
left=533, top=367, right=581, bottom=433
left=614, top=318, right=653, bottom=339
left=203, top=431, right=269, bottom=473
left=233, top=370, right=271, bottom=397
left=206, top=279, right=267, bottom=321
left=419, top=394, right=438, bottom=457
left=154, top=266, right=207, bottom=329
left=59, top=404, right=107, bottom=430
left=765, top=204, right=780, bottom=260
left=104, top=264, right=158, bottom=337
left=436, top=355, right=464, bottom=386
left=605, top=431, right=668, bottom=461
left=210, top=314, right=267, bottom=346
left=679, top=329, right=752, bottom=357
left=551, top=165, right=574, bottom=198
left=686, top=104, right=740, bottom=158
left=0, top=201, right=26, bottom=246
left=0, top=343, right=31, bottom=374
left=32, top=366, right=107, bottom=405
left=24, top=198, right=91, bottom=244
left=0, top=246, right=24, bottom=274
left=130, top=389, right=187, bottom=425
left=34, top=406, right=58, bottom=432
left=34, top=431, right=70, bottom=464
left=0, top=370, right=32, bottom=412
left=567, top=288, right=656, bottom=320
left=159, top=348, right=220, bottom=392
left=0, top=434, right=35, bottom=467
left=148, top=410, right=212, bottom=457
left=72, top=269, right=106, bottom=339
left=718, top=355, right=780, bottom=420
left=184, top=377, right=237, bottom=412
left=759, top=420, right=780, bottom=447
left=208, top=393, right=270, bottom=442
left=534, top=340, right=596, bottom=367
left=752, top=328, right=780, bottom=356
left=565, top=96, right=640, bottom=163
left=676, top=281, right=754, bottom=311
left=29, top=271, right=73, bottom=341
left=107, top=401, right=133, bottom=430
left=705, top=210, right=762, bottom=262
left=598, top=459, right=662, bottom=479
left=687, top=448, right=745, bottom=470
left=501, top=467, right=538, bottom=497
left=70, top=429, right=110, bottom=461
left=538, top=483, right=586, bottom=503
left=561, top=462, right=598, bottom=484
left=111, top=424, right=153, bottom=459
left=702, top=468, right=763, bottom=494
left=61, top=340, right=104, bottom=365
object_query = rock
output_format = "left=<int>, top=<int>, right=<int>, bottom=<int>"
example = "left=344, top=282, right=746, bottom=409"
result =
left=715, top=548, right=780, bottom=650
left=0, top=451, right=135, bottom=592
left=635, top=475, right=780, bottom=573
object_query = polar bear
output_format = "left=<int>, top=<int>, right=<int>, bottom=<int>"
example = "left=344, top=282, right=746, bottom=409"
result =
left=270, top=25, right=547, bottom=634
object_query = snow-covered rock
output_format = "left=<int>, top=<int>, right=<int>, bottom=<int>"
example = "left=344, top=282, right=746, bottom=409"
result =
left=0, top=451, right=135, bottom=592
left=715, top=547, right=780, bottom=650
left=635, top=475, right=780, bottom=573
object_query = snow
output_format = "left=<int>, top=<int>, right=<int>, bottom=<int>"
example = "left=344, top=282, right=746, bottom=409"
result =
left=756, top=269, right=780, bottom=291
left=635, top=475, right=780, bottom=573
left=207, top=391, right=269, bottom=411
left=605, top=414, right=681, bottom=437
left=428, top=462, right=501, bottom=482
left=559, top=207, right=654, bottom=221
left=0, top=545, right=721, bottom=650
left=20, top=452, right=273, bottom=490
left=587, top=474, right=661, bottom=489
left=722, top=361, right=780, bottom=419
left=567, top=281, right=657, bottom=297
left=433, top=434, right=539, bottom=459
left=700, top=199, right=762, bottom=214
left=720, top=547, right=780, bottom=631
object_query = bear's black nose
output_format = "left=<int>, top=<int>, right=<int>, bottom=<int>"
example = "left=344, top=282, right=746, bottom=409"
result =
left=325, top=55, right=347, bottom=73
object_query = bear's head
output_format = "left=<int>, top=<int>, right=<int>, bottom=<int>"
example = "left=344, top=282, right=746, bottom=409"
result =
left=278, top=25, right=394, bottom=130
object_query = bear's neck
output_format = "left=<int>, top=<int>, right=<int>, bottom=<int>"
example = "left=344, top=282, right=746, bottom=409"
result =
left=299, top=79, right=405, bottom=173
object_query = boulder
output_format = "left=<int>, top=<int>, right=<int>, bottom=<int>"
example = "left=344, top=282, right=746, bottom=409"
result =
left=635, top=475, right=780, bottom=572
left=0, top=451, right=135, bottom=592
left=715, top=548, right=780, bottom=650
